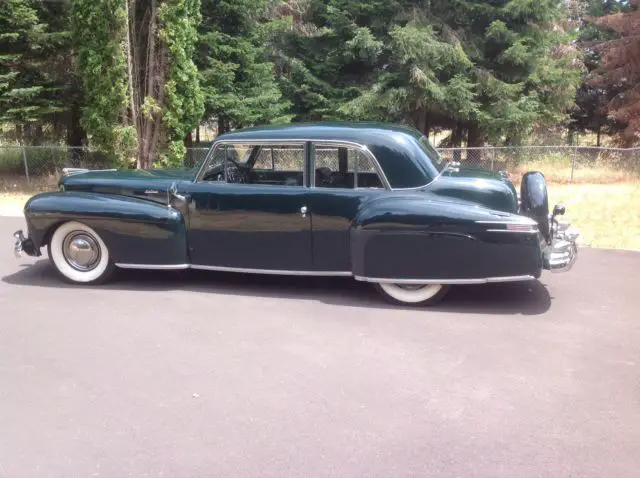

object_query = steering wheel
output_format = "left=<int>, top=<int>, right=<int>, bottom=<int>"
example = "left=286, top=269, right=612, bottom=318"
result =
left=315, top=167, right=334, bottom=187
left=224, top=157, right=246, bottom=184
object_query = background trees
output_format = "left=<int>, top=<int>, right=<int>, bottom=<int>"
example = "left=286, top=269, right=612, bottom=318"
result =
left=0, top=0, right=73, bottom=144
left=585, top=0, right=640, bottom=146
left=1, top=0, right=639, bottom=166
left=267, top=0, right=582, bottom=146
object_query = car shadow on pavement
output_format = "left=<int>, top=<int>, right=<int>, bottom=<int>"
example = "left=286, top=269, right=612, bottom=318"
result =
left=3, top=260, right=552, bottom=316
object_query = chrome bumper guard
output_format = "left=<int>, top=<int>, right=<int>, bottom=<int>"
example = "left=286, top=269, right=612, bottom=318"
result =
left=13, top=230, right=39, bottom=258
left=545, top=221, right=580, bottom=273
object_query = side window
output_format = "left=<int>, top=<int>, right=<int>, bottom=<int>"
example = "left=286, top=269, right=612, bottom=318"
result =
left=201, top=142, right=305, bottom=187
left=200, top=143, right=252, bottom=182
left=250, top=144, right=305, bottom=187
left=313, top=144, right=384, bottom=189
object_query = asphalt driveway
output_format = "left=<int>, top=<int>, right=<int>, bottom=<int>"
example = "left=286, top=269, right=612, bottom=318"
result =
left=0, top=216, right=638, bottom=477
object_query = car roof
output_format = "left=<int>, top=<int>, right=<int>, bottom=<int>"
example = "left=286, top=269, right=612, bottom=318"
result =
left=216, top=122, right=423, bottom=148
left=215, top=122, right=438, bottom=188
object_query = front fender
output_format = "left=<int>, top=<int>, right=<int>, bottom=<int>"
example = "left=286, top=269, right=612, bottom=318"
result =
left=351, top=195, right=543, bottom=281
left=24, top=191, right=188, bottom=266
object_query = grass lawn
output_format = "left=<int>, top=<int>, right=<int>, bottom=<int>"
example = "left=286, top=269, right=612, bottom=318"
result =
left=1, top=181, right=638, bottom=251
left=548, top=183, right=640, bottom=250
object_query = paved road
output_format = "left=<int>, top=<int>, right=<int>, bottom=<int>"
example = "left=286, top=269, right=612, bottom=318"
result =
left=0, top=216, right=639, bottom=477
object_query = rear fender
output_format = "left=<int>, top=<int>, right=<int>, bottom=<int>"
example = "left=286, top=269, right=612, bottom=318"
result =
left=24, top=191, right=188, bottom=266
left=351, top=196, right=543, bottom=281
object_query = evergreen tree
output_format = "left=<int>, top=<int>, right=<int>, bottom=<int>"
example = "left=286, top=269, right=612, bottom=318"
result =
left=71, top=0, right=134, bottom=162
left=582, top=0, right=640, bottom=146
left=272, top=0, right=582, bottom=146
left=198, top=0, right=291, bottom=134
left=72, top=0, right=204, bottom=167
left=0, top=0, right=71, bottom=143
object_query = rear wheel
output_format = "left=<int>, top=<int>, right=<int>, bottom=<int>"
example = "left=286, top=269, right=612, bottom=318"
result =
left=47, top=221, right=115, bottom=285
left=373, top=282, right=450, bottom=306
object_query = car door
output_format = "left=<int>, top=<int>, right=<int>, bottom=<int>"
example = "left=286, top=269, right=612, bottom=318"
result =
left=306, top=142, right=387, bottom=272
left=184, top=141, right=313, bottom=271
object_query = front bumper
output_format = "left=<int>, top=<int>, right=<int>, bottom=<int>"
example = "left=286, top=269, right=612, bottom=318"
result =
left=543, top=221, right=579, bottom=273
left=13, top=230, right=40, bottom=258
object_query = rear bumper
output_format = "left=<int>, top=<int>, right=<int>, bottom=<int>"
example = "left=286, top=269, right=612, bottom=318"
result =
left=543, top=222, right=579, bottom=272
left=13, top=230, right=40, bottom=258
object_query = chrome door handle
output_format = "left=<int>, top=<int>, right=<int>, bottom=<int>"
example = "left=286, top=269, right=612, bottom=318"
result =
left=300, top=206, right=308, bottom=217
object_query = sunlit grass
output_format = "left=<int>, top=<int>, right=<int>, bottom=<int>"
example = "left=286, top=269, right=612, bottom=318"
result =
left=547, top=183, right=640, bottom=250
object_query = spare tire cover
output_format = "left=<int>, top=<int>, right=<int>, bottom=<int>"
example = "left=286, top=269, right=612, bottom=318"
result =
left=520, top=171, right=550, bottom=243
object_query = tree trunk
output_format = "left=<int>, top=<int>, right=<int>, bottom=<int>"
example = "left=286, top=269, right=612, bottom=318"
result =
left=66, top=103, right=86, bottom=147
left=139, top=0, right=158, bottom=169
left=596, top=125, right=601, bottom=147
left=451, top=122, right=465, bottom=162
left=451, top=122, right=464, bottom=147
left=124, top=0, right=139, bottom=150
left=466, top=122, right=484, bottom=147
left=466, top=122, right=485, bottom=165
left=184, top=132, right=194, bottom=166
left=34, top=125, right=44, bottom=145
left=414, top=106, right=427, bottom=135
left=218, top=116, right=226, bottom=135
left=195, top=124, right=200, bottom=144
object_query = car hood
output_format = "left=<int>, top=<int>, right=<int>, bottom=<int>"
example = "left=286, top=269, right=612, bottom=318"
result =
left=60, top=167, right=198, bottom=205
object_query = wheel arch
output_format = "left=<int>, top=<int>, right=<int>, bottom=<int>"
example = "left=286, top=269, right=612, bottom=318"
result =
left=24, top=191, right=189, bottom=266
left=350, top=194, right=544, bottom=281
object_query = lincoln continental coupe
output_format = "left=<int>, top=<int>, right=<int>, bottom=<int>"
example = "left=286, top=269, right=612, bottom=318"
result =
left=13, top=123, right=579, bottom=306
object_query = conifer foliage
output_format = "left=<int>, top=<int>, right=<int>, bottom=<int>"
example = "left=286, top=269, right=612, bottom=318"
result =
left=588, top=0, right=640, bottom=146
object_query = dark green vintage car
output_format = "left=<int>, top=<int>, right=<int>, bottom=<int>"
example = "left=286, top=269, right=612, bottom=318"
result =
left=13, top=122, right=579, bottom=306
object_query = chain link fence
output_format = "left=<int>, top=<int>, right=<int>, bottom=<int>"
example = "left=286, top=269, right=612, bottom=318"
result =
left=438, top=146, right=640, bottom=184
left=2, top=144, right=640, bottom=192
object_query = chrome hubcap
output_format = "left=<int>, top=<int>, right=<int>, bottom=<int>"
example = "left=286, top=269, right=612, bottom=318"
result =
left=62, top=232, right=101, bottom=271
left=397, top=284, right=428, bottom=291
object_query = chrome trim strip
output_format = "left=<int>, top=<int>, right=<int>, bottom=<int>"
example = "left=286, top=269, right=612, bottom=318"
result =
left=353, top=275, right=535, bottom=285
left=486, top=229, right=538, bottom=234
left=113, top=263, right=535, bottom=284
left=115, top=263, right=191, bottom=270
left=62, top=167, right=118, bottom=177
left=476, top=219, right=537, bottom=225
left=190, top=264, right=353, bottom=276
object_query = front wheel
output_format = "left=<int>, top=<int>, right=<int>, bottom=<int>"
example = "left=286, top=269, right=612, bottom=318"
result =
left=47, top=221, right=115, bottom=285
left=373, top=282, right=450, bottom=306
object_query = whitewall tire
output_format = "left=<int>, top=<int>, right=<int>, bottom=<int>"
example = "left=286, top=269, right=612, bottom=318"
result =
left=374, top=282, right=450, bottom=306
left=47, top=221, right=115, bottom=284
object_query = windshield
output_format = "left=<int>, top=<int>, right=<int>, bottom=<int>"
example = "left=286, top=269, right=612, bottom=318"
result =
left=418, top=136, right=447, bottom=173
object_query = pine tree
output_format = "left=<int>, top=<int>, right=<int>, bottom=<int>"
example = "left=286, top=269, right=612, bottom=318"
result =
left=587, top=0, right=640, bottom=146
left=273, top=0, right=582, bottom=146
left=197, top=0, right=291, bottom=134
left=0, top=0, right=70, bottom=142
left=568, top=0, right=626, bottom=146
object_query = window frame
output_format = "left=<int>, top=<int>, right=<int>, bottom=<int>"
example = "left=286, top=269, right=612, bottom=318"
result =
left=194, top=139, right=309, bottom=188
left=309, top=140, right=390, bottom=190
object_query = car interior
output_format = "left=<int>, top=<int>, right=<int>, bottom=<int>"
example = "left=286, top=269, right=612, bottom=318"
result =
left=201, top=144, right=384, bottom=189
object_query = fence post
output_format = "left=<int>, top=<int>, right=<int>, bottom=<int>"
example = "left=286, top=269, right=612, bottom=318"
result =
left=21, top=145, right=30, bottom=185
left=570, top=145, right=577, bottom=182
left=491, top=147, right=495, bottom=171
